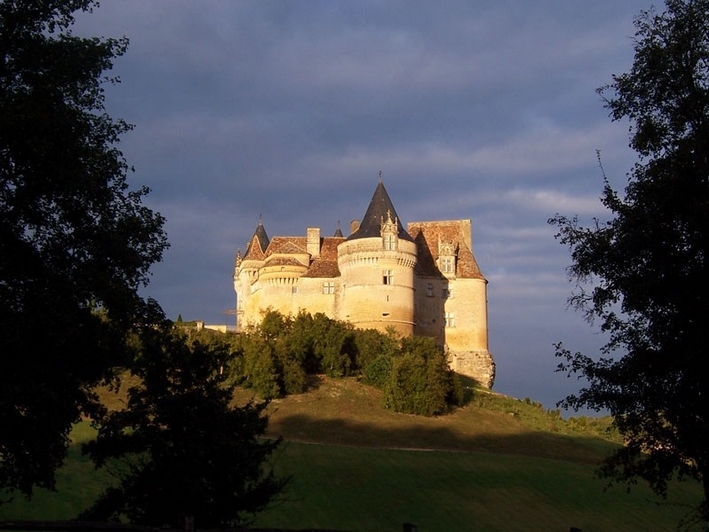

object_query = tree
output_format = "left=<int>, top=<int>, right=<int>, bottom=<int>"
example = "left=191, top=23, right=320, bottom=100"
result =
left=384, top=336, right=462, bottom=416
left=0, top=0, right=167, bottom=499
left=81, top=323, right=287, bottom=527
left=355, top=327, right=399, bottom=387
left=550, top=0, right=709, bottom=523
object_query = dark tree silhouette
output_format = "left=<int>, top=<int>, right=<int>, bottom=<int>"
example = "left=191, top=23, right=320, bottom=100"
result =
left=550, top=0, right=709, bottom=523
left=82, top=323, right=287, bottom=527
left=0, top=0, right=167, bottom=499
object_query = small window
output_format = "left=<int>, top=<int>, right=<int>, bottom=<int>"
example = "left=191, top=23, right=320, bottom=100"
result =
left=383, top=270, right=393, bottom=285
left=322, top=281, right=334, bottom=294
left=440, top=256, right=454, bottom=274
left=383, top=233, right=397, bottom=250
left=292, top=286, right=298, bottom=294
left=444, top=312, right=455, bottom=328
left=442, top=287, right=451, bottom=299
left=426, top=283, right=434, bottom=297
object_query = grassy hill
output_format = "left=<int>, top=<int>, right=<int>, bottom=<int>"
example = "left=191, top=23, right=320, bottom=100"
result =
left=249, top=376, right=618, bottom=463
left=0, top=376, right=704, bottom=531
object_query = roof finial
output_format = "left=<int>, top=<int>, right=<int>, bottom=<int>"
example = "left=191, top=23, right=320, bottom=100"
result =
left=378, top=170, right=382, bottom=183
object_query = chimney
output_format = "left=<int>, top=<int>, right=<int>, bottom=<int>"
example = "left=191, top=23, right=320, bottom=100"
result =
left=307, top=227, right=320, bottom=258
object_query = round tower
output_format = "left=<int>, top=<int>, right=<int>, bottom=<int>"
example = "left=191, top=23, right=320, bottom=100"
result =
left=233, top=220, right=270, bottom=332
left=338, top=181, right=417, bottom=336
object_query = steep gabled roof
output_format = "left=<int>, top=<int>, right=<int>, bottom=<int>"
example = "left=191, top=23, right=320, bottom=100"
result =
left=302, top=237, right=345, bottom=278
left=243, top=221, right=270, bottom=260
left=347, top=181, right=413, bottom=242
left=408, top=221, right=486, bottom=280
left=265, top=237, right=307, bottom=256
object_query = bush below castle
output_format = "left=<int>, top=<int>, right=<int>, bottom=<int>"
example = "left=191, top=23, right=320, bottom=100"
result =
left=210, top=310, right=464, bottom=416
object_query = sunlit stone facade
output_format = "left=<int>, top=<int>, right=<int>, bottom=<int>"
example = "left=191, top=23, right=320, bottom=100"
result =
left=233, top=181, right=495, bottom=387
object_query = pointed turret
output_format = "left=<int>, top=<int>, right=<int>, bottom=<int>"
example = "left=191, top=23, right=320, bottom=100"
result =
left=347, top=181, right=413, bottom=242
left=337, top=180, right=418, bottom=337
left=243, top=220, right=270, bottom=260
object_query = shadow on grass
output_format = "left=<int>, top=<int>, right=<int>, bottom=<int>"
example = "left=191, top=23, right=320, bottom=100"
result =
left=265, top=411, right=618, bottom=465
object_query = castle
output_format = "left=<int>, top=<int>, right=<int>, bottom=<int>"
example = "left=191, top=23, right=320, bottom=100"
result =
left=233, top=181, right=495, bottom=388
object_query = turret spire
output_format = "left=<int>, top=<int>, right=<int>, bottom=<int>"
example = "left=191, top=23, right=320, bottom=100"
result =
left=346, top=180, right=413, bottom=242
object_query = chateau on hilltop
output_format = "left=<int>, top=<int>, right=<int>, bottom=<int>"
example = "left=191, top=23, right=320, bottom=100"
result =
left=233, top=181, right=495, bottom=387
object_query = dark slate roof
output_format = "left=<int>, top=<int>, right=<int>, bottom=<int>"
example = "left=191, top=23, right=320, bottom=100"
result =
left=347, top=181, right=413, bottom=242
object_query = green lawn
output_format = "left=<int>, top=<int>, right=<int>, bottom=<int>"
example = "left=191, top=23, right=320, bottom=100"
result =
left=0, top=422, right=110, bottom=521
left=253, top=442, right=701, bottom=532
left=0, top=378, right=704, bottom=531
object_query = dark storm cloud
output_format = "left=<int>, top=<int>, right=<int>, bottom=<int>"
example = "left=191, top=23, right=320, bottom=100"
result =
left=73, top=0, right=652, bottom=409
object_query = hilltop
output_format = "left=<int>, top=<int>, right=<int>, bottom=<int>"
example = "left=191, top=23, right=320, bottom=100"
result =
left=232, top=375, right=618, bottom=465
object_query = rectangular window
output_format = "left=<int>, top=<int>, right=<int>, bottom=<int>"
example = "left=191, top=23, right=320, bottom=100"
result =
left=322, top=281, right=334, bottom=294
left=426, top=283, right=434, bottom=297
left=442, top=286, right=451, bottom=299
left=440, top=256, right=454, bottom=274
left=444, top=312, right=455, bottom=328
left=383, top=233, right=396, bottom=250
left=292, top=286, right=298, bottom=294
left=383, top=270, right=393, bottom=285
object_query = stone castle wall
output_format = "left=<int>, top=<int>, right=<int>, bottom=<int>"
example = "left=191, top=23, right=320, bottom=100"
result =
left=234, top=186, right=495, bottom=387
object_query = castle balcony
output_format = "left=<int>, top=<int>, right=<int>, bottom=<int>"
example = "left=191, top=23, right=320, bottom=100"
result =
left=235, top=260, right=266, bottom=285
left=259, top=256, right=308, bottom=285
left=337, top=238, right=417, bottom=271
left=235, top=259, right=265, bottom=274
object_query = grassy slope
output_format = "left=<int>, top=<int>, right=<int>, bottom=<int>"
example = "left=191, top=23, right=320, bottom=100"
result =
left=1, top=376, right=703, bottom=531
left=249, top=376, right=617, bottom=463
left=256, top=442, right=700, bottom=532
left=244, top=377, right=702, bottom=531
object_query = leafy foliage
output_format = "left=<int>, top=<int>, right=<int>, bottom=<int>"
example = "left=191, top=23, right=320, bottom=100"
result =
left=230, top=310, right=463, bottom=416
left=384, top=336, right=463, bottom=416
left=550, top=0, right=709, bottom=522
left=354, top=327, right=399, bottom=386
left=81, top=323, right=286, bottom=527
left=0, top=0, right=167, bottom=499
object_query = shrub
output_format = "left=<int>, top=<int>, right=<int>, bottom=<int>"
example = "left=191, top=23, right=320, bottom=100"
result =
left=362, top=354, right=393, bottom=388
left=242, top=335, right=282, bottom=399
left=383, top=337, right=455, bottom=416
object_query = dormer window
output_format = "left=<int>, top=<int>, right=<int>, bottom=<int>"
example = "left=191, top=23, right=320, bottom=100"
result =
left=440, top=256, right=454, bottom=274
left=380, top=209, right=398, bottom=250
left=383, top=232, right=396, bottom=250
left=438, top=240, right=456, bottom=276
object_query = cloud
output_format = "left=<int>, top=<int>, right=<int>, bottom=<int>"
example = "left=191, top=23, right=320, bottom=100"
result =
left=70, top=0, right=652, bottom=410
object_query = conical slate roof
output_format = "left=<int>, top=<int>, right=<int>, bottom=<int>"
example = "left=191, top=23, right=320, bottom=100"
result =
left=347, top=181, right=413, bottom=242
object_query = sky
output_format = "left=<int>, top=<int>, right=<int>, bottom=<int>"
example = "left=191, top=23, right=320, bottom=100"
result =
left=72, top=0, right=656, bottom=412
